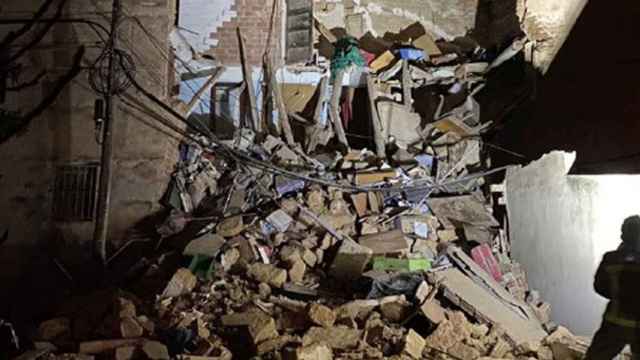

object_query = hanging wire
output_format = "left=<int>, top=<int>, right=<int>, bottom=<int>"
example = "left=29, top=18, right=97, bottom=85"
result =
left=88, top=46, right=136, bottom=96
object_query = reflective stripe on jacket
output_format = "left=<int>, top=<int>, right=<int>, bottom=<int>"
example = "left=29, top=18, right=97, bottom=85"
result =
left=595, top=249, right=640, bottom=328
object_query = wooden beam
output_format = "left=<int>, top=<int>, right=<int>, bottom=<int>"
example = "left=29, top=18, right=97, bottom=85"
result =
left=402, top=60, right=412, bottom=110
left=289, top=112, right=311, bottom=124
left=306, top=76, right=329, bottom=153
left=366, top=74, right=386, bottom=158
left=181, top=67, right=224, bottom=117
left=314, top=17, right=337, bottom=43
left=329, top=70, right=349, bottom=151
left=236, top=27, right=261, bottom=133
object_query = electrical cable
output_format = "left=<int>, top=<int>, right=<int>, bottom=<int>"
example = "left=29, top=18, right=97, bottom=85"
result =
left=121, top=10, right=205, bottom=105
left=88, top=46, right=135, bottom=96
left=120, top=54, right=510, bottom=194
left=116, top=35, right=168, bottom=90
left=112, top=10, right=511, bottom=194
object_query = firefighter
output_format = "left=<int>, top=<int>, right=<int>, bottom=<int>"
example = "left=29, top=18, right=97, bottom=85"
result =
left=586, top=215, right=640, bottom=360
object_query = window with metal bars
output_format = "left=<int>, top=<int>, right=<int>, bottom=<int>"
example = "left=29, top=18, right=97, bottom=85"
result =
left=52, top=164, right=99, bottom=221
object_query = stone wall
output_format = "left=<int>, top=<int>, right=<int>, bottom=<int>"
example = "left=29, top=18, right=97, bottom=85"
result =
left=0, top=0, right=180, bottom=291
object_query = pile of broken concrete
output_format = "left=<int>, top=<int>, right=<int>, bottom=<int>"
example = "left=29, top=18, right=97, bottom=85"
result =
left=13, top=29, right=591, bottom=360
left=23, top=179, right=589, bottom=359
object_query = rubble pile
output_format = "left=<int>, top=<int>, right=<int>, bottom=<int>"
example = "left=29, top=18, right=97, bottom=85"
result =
left=11, top=26, right=590, bottom=360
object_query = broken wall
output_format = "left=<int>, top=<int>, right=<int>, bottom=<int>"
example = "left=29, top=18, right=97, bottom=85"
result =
left=314, top=0, right=478, bottom=41
left=505, top=151, right=640, bottom=336
left=175, top=0, right=282, bottom=67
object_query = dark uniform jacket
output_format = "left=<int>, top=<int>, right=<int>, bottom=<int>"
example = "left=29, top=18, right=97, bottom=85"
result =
left=594, top=247, right=640, bottom=327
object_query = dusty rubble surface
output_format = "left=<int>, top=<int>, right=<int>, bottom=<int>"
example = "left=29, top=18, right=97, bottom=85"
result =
left=5, top=21, right=590, bottom=360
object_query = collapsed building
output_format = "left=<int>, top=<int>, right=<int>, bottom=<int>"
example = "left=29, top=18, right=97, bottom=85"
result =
left=0, top=0, right=619, bottom=359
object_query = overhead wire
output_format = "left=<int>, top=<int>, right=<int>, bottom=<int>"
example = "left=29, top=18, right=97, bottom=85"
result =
left=113, top=8, right=511, bottom=194
left=119, top=53, right=510, bottom=194
left=122, top=10, right=207, bottom=109
left=123, top=8, right=315, bottom=130
left=113, top=12, right=506, bottom=360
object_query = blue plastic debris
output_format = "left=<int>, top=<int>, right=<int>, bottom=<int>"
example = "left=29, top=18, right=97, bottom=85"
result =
left=275, top=176, right=305, bottom=196
left=415, top=154, right=434, bottom=169
left=396, top=48, right=425, bottom=61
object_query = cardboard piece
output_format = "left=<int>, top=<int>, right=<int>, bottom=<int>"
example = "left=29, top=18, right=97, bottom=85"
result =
left=427, top=195, right=499, bottom=229
left=358, top=230, right=408, bottom=255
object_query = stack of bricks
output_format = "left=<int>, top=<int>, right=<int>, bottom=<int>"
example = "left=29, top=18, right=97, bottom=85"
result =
left=502, top=262, right=528, bottom=302
left=208, top=0, right=282, bottom=66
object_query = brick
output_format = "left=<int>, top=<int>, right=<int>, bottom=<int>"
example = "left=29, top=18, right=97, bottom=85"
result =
left=296, top=343, right=333, bottom=360
left=403, top=329, right=426, bottom=359
left=161, top=268, right=196, bottom=298
left=120, top=317, right=144, bottom=338
left=308, top=304, right=336, bottom=328
left=248, top=263, right=287, bottom=288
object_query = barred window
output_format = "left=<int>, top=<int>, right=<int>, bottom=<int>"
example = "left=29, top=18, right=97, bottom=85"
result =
left=52, top=164, right=99, bottom=221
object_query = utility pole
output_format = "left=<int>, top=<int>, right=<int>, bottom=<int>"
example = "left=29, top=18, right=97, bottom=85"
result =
left=93, top=0, right=121, bottom=265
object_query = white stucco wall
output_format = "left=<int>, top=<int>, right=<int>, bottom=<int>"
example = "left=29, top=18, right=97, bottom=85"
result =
left=506, top=151, right=640, bottom=337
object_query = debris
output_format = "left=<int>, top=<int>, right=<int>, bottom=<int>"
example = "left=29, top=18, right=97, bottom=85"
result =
left=426, top=320, right=463, bottom=352
left=296, top=343, right=333, bottom=360
left=329, top=238, right=373, bottom=280
left=402, top=329, right=425, bottom=359
left=370, top=51, right=396, bottom=72
left=289, top=259, right=307, bottom=283
left=248, top=315, right=279, bottom=344
left=183, top=233, right=226, bottom=256
left=37, top=318, right=70, bottom=341
left=350, top=193, right=368, bottom=217
left=471, top=244, right=503, bottom=282
left=413, top=33, right=442, bottom=57
left=161, top=268, right=197, bottom=298
left=397, top=47, right=425, bottom=61
left=120, top=317, right=143, bottom=338
left=433, top=264, right=546, bottom=345
left=354, top=170, right=397, bottom=185
left=421, top=299, right=446, bottom=324
left=368, top=272, right=424, bottom=300
left=543, top=326, right=587, bottom=360
left=142, top=340, right=171, bottom=360
left=79, top=339, right=144, bottom=354
left=115, top=346, right=135, bottom=360
left=248, top=263, right=288, bottom=288
left=216, top=216, right=244, bottom=238
left=267, top=209, right=294, bottom=232
left=379, top=296, right=412, bottom=322
left=427, top=195, right=499, bottom=229
left=308, top=304, right=336, bottom=328
left=371, top=257, right=430, bottom=272
left=302, top=326, right=361, bottom=350
left=448, top=342, right=482, bottom=360
left=358, top=230, right=407, bottom=255
left=377, top=102, right=422, bottom=149
left=28, top=16, right=561, bottom=360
